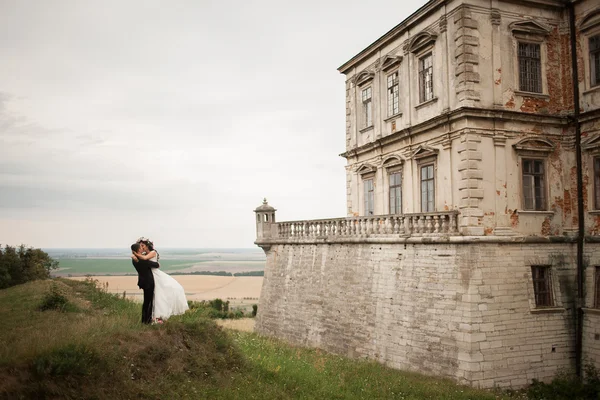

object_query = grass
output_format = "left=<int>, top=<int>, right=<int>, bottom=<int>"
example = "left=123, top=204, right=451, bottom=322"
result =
left=0, top=279, right=527, bottom=399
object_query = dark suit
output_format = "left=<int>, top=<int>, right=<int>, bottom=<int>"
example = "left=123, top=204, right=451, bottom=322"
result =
left=132, top=259, right=159, bottom=324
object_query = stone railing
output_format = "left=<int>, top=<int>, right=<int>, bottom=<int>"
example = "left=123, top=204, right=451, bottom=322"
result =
left=275, top=211, right=459, bottom=239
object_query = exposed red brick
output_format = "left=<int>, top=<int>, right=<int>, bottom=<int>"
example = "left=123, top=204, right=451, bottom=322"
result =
left=541, top=216, right=552, bottom=236
left=510, top=210, right=519, bottom=228
left=505, top=95, right=515, bottom=109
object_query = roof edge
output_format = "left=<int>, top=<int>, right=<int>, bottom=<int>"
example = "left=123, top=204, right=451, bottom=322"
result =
left=337, top=0, right=445, bottom=75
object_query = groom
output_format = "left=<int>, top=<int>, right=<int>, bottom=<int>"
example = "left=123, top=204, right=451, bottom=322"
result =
left=131, top=242, right=159, bottom=324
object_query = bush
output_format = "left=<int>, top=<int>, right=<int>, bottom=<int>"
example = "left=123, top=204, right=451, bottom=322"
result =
left=38, top=283, right=77, bottom=312
left=252, top=304, right=258, bottom=317
left=526, top=363, right=600, bottom=400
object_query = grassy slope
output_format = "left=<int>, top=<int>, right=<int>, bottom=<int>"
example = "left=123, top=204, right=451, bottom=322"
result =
left=0, top=280, right=522, bottom=399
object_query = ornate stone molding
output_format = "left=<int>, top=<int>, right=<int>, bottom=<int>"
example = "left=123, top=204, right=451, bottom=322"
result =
left=380, top=54, right=403, bottom=72
left=490, top=9, right=501, bottom=26
left=512, top=137, right=555, bottom=154
left=407, top=31, right=438, bottom=54
left=509, top=20, right=551, bottom=37
left=353, top=70, right=375, bottom=87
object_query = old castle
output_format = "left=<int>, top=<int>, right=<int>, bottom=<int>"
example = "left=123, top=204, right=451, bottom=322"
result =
left=254, top=0, right=600, bottom=389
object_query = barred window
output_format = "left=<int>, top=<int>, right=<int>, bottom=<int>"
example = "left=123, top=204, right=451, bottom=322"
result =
left=389, top=171, right=402, bottom=214
left=364, top=178, right=374, bottom=215
left=522, top=159, right=546, bottom=211
left=418, top=53, right=433, bottom=103
left=420, top=164, right=435, bottom=212
left=387, top=72, right=399, bottom=116
left=595, top=266, right=600, bottom=308
left=518, top=42, right=542, bottom=93
left=591, top=35, right=600, bottom=87
left=362, top=87, right=372, bottom=128
left=531, top=265, right=554, bottom=307
left=595, top=157, right=600, bottom=210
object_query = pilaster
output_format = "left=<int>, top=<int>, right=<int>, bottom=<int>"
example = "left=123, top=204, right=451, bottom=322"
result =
left=454, top=7, right=480, bottom=104
left=458, top=132, right=484, bottom=235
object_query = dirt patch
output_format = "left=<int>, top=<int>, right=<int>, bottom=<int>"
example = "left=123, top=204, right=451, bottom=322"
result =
left=216, top=318, right=256, bottom=332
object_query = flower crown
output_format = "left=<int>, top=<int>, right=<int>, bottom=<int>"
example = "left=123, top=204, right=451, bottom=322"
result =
left=136, top=237, right=153, bottom=247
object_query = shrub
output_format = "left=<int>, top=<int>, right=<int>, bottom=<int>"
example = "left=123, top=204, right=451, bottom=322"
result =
left=0, top=245, right=58, bottom=289
left=252, top=304, right=258, bottom=317
left=526, top=363, right=600, bottom=400
left=38, top=283, right=77, bottom=312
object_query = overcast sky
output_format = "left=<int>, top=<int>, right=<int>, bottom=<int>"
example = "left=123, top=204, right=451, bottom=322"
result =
left=0, top=0, right=426, bottom=248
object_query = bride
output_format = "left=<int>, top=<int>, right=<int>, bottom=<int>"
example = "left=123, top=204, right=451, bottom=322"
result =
left=133, top=238, right=189, bottom=322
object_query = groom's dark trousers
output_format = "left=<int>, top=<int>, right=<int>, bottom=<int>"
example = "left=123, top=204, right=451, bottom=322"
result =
left=132, top=259, right=159, bottom=324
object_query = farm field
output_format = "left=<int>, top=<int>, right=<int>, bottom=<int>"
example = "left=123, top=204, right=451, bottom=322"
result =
left=68, top=275, right=263, bottom=311
left=49, top=248, right=265, bottom=276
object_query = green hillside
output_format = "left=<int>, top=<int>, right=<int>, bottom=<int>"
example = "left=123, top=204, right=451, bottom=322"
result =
left=0, top=279, right=522, bottom=399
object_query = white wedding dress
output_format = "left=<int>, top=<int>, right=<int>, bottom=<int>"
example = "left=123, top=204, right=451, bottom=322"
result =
left=149, top=254, right=189, bottom=320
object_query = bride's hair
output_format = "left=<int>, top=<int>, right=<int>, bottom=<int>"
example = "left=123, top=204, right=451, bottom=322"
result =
left=140, top=239, right=159, bottom=260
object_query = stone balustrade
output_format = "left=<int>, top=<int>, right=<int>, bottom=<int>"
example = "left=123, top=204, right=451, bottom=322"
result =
left=275, top=211, right=459, bottom=239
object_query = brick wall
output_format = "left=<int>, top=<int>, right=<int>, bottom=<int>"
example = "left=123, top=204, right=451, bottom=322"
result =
left=256, top=240, right=600, bottom=388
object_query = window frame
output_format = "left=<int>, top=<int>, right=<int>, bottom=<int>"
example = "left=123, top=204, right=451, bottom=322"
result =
left=418, top=158, right=436, bottom=213
left=531, top=265, right=554, bottom=308
left=361, top=86, right=373, bottom=129
left=388, top=168, right=403, bottom=215
left=517, top=41, right=543, bottom=94
left=590, top=35, right=600, bottom=88
left=387, top=71, right=400, bottom=117
left=521, top=158, right=547, bottom=211
left=595, top=266, right=600, bottom=309
left=418, top=52, right=434, bottom=104
left=363, top=175, right=375, bottom=216
left=595, top=156, right=600, bottom=210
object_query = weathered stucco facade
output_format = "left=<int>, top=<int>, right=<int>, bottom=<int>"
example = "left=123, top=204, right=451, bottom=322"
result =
left=255, top=0, right=600, bottom=389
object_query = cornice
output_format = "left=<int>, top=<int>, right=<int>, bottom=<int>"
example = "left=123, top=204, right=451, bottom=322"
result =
left=339, top=107, right=572, bottom=159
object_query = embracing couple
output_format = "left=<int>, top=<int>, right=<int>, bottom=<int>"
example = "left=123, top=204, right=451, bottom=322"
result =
left=131, top=237, right=189, bottom=324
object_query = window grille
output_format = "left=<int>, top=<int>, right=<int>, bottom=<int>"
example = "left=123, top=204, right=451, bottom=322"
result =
left=418, top=54, right=433, bottom=103
left=531, top=265, right=554, bottom=307
left=362, top=87, right=372, bottom=128
left=595, top=266, right=600, bottom=308
left=387, top=72, right=399, bottom=116
left=595, top=157, right=600, bottom=210
left=518, top=42, right=542, bottom=93
left=364, top=178, right=374, bottom=215
left=591, top=35, right=600, bottom=87
left=389, top=172, right=402, bottom=214
left=420, top=164, right=434, bottom=212
left=522, top=159, right=546, bottom=210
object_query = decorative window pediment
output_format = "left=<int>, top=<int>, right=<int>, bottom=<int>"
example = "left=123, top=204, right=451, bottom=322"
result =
left=580, top=10, right=600, bottom=32
left=356, top=163, right=377, bottom=175
left=354, top=70, right=375, bottom=87
left=513, top=137, right=555, bottom=154
left=509, top=20, right=551, bottom=37
left=411, top=145, right=439, bottom=160
left=583, top=133, right=600, bottom=153
left=382, top=155, right=404, bottom=168
left=408, top=31, right=437, bottom=54
left=381, top=55, right=403, bottom=72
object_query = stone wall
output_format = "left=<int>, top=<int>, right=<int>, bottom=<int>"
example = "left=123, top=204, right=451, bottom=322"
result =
left=256, top=240, right=599, bottom=388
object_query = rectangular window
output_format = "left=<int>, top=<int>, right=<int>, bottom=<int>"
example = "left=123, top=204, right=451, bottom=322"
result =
left=531, top=265, right=554, bottom=307
left=420, top=164, right=435, bottom=212
left=387, top=72, right=399, bottom=116
left=591, top=35, right=600, bottom=87
left=364, top=178, right=374, bottom=215
left=522, top=159, right=546, bottom=211
left=595, top=157, right=600, bottom=210
left=389, top=171, right=402, bottom=214
left=362, top=87, right=372, bottom=128
left=595, top=266, right=600, bottom=308
left=518, top=42, right=542, bottom=93
left=419, top=53, right=434, bottom=103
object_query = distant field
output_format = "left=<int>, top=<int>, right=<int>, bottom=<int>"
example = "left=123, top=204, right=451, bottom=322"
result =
left=54, top=257, right=265, bottom=276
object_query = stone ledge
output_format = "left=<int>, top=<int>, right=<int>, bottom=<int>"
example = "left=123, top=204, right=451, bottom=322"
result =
left=530, top=307, right=566, bottom=314
left=582, top=308, right=600, bottom=315
left=255, top=235, right=581, bottom=246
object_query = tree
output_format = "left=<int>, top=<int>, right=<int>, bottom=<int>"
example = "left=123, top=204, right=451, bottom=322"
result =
left=0, top=245, right=59, bottom=289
